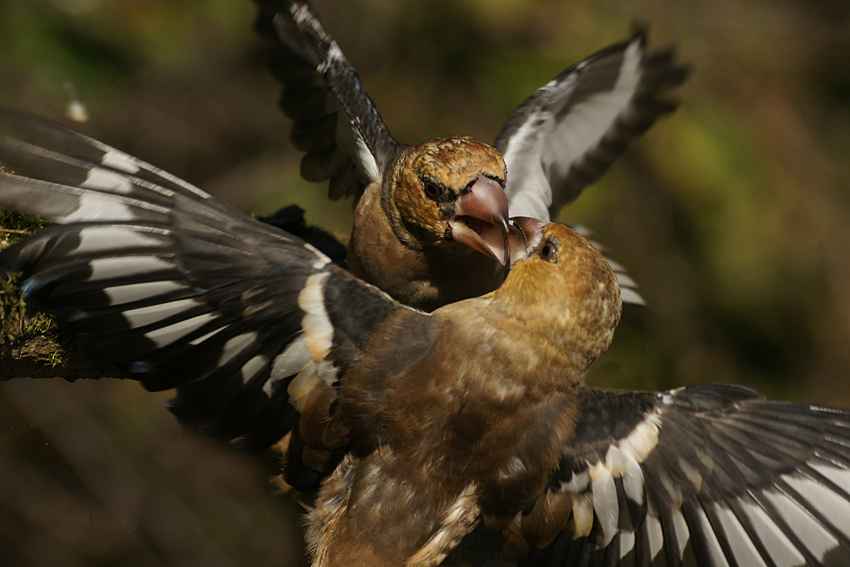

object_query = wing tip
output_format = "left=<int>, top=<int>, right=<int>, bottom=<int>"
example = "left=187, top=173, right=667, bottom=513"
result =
left=271, top=1, right=341, bottom=70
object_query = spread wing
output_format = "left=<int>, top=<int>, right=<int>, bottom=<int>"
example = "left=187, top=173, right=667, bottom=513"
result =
left=0, top=110, right=415, bottom=456
left=496, top=32, right=688, bottom=221
left=255, top=0, right=399, bottom=200
left=509, top=384, right=850, bottom=566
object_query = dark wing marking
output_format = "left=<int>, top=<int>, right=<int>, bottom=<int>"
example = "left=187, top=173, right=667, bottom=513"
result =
left=257, top=204, right=348, bottom=268
left=254, top=0, right=399, bottom=200
left=0, top=110, right=414, bottom=455
left=496, top=32, right=688, bottom=222
left=513, top=384, right=850, bottom=566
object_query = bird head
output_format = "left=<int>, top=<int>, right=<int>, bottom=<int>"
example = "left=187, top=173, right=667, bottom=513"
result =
left=388, top=135, right=510, bottom=265
left=498, top=218, right=623, bottom=368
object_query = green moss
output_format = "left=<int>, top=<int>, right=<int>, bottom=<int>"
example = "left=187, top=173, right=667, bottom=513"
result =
left=0, top=211, right=84, bottom=375
left=0, top=271, right=78, bottom=368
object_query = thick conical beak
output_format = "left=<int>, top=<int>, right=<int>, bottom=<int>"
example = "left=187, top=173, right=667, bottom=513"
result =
left=448, top=176, right=510, bottom=265
left=507, top=217, right=550, bottom=264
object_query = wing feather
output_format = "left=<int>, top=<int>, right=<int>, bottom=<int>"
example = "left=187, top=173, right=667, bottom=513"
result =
left=0, top=111, right=413, bottom=459
left=255, top=0, right=399, bottom=200
left=517, top=385, right=850, bottom=566
left=497, top=32, right=688, bottom=221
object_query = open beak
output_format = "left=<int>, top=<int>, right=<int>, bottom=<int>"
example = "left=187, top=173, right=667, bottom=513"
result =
left=507, top=217, right=550, bottom=265
left=448, top=177, right=510, bottom=265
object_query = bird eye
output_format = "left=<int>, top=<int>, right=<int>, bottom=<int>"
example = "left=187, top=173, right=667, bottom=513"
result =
left=540, top=241, right=557, bottom=262
left=424, top=181, right=443, bottom=199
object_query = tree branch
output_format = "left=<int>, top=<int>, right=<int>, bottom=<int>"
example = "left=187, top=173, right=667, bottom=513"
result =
left=1, top=209, right=122, bottom=381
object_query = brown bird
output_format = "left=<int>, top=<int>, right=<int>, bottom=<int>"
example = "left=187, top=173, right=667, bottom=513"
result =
left=3, top=113, right=850, bottom=566
left=344, top=135, right=512, bottom=312
left=254, top=0, right=689, bottom=309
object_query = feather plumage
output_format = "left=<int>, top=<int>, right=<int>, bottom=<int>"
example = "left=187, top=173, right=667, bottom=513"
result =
left=4, top=113, right=850, bottom=566
left=255, top=1, right=683, bottom=308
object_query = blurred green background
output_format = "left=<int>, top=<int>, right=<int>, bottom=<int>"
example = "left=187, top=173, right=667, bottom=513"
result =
left=1, top=0, right=849, bottom=564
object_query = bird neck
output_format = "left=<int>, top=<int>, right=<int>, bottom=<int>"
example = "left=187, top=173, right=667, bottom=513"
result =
left=491, top=262, right=619, bottom=376
left=438, top=296, right=590, bottom=394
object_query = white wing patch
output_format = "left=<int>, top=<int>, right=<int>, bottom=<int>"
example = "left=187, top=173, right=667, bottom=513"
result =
left=81, top=167, right=134, bottom=194
left=669, top=509, right=690, bottom=561
left=353, top=131, right=380, bottom=184
left=571, top=491, right=594, bottom=537
left=539, top=38, right=642, bottom=190
left=218, top=332, right=259, bottom=368
left=712, top=502, right=769, bottom=567
left=61, top=193, right=139, bottom=223
left=122, top=298, right=204, bottom=329
left=189, top=326, right=226, bottom=347
left=618, top=529, right=636, bottom=560
left=87, top=257, right=173, bottom=281
left=144, top=312, right=218, bottom=348
left=619, top=287, right=645, bottom=307
left=589, top=461, right=618, bottom=545
left=645, top=514, right=665, bottom=562
left=690, top=504, right=730, bottom=567
left=557, top=408, right=662, bottom=544
left=620, top=409, right=662, bottom=462
left=298, top=272, right=334, bottom=360
left=265, top=338, right=311, bottom=397
left=270, top=336, right=311, bottom=379
left=332, top=113, right=380, bottom=185
left=738, top=499, right=806, bottom=567
left=762, top=487, right=839, bottom=559
left=783, top=468, right=850, bottom=539
left=809, top=461, right=850, bottom=513
left=519, top=392, right=850, bottom=566
left=502, top=120, right=551, bottom=219
left=504, top=36, right=647, bottom=222
left=241, top=354, right=269, bottom=383
left=100, top=150, right=141, bottom=174
left=559, top=468, right=589, bottom=493
left=75, top=226, right=167, bottom=255
left=619, top=451, right=646, bottom=506
left=103, top=280, right=189, bottom=306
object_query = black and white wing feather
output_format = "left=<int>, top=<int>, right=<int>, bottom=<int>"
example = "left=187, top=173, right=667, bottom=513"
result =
left=0, top=110, right=410, bottom=454
left=496, top=32, right=688, bottom=222
left=516, top=384, right=850, bottom=567
left=255, top=0, right=399, bottom=200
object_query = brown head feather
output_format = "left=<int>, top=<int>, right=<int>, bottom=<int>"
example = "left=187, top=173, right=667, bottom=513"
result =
left=387, top=135, right=507, bottom=246
left=495, top=222, right=622, bottom=373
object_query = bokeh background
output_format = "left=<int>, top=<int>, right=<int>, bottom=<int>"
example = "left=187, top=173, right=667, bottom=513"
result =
left=1, top=0, right=849, bottom=565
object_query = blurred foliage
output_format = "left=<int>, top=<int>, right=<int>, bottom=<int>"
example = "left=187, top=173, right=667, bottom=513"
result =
left=1, top=0, right=849, bottom=564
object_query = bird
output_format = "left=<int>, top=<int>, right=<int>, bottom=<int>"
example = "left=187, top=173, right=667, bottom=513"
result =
left=2, top=111, right=850, bottom=566
left=253, top=0, right=689, bottom=310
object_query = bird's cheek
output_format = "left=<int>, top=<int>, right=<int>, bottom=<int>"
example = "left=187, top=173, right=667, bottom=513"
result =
left=395, top=188, right=443, bottom=237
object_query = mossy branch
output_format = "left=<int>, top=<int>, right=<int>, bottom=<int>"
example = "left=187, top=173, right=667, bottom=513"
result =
left=1, top=209, right=121, bottom=381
